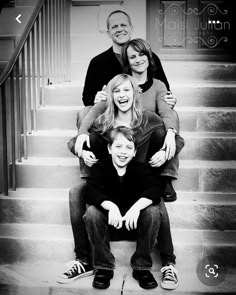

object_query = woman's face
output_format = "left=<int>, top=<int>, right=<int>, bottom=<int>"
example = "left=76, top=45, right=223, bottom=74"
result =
left=113, top=79, right=134, bottom=113
left=127, top=46, right=149, bottom=74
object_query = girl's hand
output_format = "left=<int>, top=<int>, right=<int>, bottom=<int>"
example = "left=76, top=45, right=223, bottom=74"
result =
left=75, top=134, right=90, bottom=157
left=123, top=207, right=140, bottom=231
left=94, top=85, right=107, bottom=104
left=81, top=150, right=98, bottom=167
left=149, top=150, right=166, bottom=167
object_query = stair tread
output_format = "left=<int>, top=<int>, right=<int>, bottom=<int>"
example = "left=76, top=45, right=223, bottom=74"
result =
left=15, top=157, right=236, bottom=168
left=176, top=106, right=236, bottom=112
left=0, top=223, right=235, bottom=245
left=1, top=189, right=236, bottom=204
left=28, top=129, right=236, bottom=138
left=0, top=262, right=235, bottom=294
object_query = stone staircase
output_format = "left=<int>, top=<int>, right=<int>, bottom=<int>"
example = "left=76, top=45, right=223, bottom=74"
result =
left=0, top=61, right=236, bottom=294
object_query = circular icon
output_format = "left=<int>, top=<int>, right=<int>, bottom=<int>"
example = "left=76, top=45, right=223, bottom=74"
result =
left=196, top=256, right=227, bottom=286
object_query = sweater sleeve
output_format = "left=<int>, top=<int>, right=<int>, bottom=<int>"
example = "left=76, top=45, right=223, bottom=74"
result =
left=86, top=164, right=110, bottom=206
left=137, top=163, right=162, bottom=204
left=152, top=52, right=170, bottom=91
left=78, top=101, right=107, bottom=135
left=154, top=80, right=179, bottom=131
left=82, top=59, right=98, bottom=106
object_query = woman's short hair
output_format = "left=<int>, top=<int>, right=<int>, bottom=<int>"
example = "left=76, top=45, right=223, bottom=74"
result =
left=122, top=38, right=157, bottom=77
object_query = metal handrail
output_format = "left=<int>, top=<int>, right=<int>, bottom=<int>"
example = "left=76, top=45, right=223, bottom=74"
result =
left=0, top=0, right=71, bottom=195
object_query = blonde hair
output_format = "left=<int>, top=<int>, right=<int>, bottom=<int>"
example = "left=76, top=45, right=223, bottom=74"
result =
left=94, top=74, right=144, bottom=134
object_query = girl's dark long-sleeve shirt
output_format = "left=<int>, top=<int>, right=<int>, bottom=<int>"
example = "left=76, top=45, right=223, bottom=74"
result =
left=86, top=158, right=163, bottom=215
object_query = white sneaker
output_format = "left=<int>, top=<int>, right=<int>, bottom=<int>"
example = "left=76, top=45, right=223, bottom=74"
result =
left=57, top=260, right=94, bottom=284
left=161, top=264, right=178, bottom=290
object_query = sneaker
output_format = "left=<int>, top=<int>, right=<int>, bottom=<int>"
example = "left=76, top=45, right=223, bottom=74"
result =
left=161, top=264, right=178, bottom=290
left=57, top=260, right=94, bottom=284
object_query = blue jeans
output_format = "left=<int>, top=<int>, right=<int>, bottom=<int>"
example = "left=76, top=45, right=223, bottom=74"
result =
left=69, top=183, right=176, bottom=266
left=83, top=205, right=160, bottom=270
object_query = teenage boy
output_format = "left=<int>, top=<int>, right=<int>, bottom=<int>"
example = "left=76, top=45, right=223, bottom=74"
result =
left=83, top=126, right=163, bottom=290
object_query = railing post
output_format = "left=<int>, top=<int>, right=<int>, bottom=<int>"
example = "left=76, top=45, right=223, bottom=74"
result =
left=10, top=72, right=16, bottom=191
left=1, top=84, right=9, bottom=196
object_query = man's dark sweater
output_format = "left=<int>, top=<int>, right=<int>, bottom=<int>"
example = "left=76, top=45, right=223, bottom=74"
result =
left=82, top=47, right=170, bottom=106
left=86, top=158, right=163, bottom=215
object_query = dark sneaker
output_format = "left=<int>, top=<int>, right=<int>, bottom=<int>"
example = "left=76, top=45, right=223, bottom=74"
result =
left=57, top=260, right=94, bottom=284
left=93, top=269, right=114, bottom=289
left=161, top=264, right=178, bottom=290
left=133, top=270, right=158, bottom=289
left=163, top=178, right=177, bottom=202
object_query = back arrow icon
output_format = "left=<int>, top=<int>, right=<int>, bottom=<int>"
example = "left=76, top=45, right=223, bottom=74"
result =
left=16, top=14, right=22, bottom=24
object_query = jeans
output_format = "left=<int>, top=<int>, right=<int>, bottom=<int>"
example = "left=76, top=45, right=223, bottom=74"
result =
left=83, top=205, right=160, bottom=270
left=69, top=184, right=176, bottom=266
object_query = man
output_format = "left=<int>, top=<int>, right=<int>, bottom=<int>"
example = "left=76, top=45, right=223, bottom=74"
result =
left=84, top=126, right=163, bottom=290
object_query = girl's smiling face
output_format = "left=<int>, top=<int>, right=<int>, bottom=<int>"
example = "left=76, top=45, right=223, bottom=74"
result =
left=113, top=79, right=134, bottom=113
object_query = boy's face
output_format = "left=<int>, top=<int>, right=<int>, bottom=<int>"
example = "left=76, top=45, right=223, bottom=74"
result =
left=108, top=133, right=136, bottom=169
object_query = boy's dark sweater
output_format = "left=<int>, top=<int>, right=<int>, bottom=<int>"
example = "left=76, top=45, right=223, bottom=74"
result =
left=86, top=158, right=163, bottom=215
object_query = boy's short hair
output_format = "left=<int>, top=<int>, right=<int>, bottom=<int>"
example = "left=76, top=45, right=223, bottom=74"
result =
left=108, top=126, right=137, bottom=148
left=106, top=10, right=132, bottom=29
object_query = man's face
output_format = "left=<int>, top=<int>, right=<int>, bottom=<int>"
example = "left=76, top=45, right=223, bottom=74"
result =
left=107, top=13, right=133, bottom=46
left=108, top=133, right=136, bottom=169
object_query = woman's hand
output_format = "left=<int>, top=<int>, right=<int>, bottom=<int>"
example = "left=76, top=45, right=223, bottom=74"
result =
left=75, top=134, right=90, bottom=157
left=81, top=150, right=98, bottom=167
left=123, top=207, right=140, bottom=231
left=163, top=130, right=176, bottom=160
left=94, top=85, right=107, bottom=104
left=164, top=91, right=177, bottom=109
left=149, top=150, right=166, bottom=167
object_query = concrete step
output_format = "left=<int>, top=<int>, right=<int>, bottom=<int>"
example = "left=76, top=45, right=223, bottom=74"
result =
left=36, top=106, right=236, bottom=132
left=1, top=189, right=236, bottom=231
left=0, top=262, right=235, bottom=295
left=0, top=223, right=235, bottom=271
left=15, top=158, right=236, bottom=192
left=172, top=82, right=236, bottom=107
left=181, top=132, right=236, bottom=160
left=44, top=82, right=236, bottom=108
left=26, top=130, right=236, bottom=161
left=162, top=61, right=236, bottom=82
left=177, top=107, right=236, bottom=132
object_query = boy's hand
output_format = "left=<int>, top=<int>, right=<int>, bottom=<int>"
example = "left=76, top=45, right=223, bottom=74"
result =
left=75, top=134, right=90, bottom=157
left=108, top=206, right=123, bottom=229
left=164, top=91, right=177, bottom=109
left=123, top=207, right=140, bottom=231
left=81, top=150, right=98, bottom=167
left=94, top=85, right=107, bottom=104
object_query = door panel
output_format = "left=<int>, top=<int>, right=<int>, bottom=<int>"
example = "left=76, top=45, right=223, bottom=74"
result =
left=147, top=0, right=233, bottom=59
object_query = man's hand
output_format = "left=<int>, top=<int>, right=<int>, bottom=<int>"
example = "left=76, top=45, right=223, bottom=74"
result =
left=108, top=206, right=123, bottom=229
left=149, top=150, right=166, bottom=168
left=94, top=85, right=107, bottom=104
left=123, top=207, right=140, bottom=231
left=164, top=91, right=177, bottom=109
left=75, top=134, right=90, bottom=157
left=81, top=150, right=98, bottom=167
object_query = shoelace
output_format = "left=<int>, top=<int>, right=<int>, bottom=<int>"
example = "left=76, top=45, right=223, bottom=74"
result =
left=161, top=265, right=178, bottom=282
left=65, top=260, right=85, bottom=275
